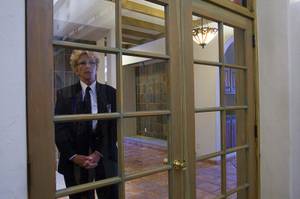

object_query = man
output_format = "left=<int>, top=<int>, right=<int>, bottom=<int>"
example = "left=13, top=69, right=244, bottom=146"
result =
left=55, top=50, right=118, bottom=199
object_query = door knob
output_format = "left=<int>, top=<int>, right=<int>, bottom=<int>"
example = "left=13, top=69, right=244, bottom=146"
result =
left=173, top=160, right=187, bottom=170
left=163, top=158, right=187, bottom=170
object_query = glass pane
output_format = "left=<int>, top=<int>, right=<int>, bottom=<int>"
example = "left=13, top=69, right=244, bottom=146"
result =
left=225, top=110, right=246, bottom=149
left=125, top=171, right=169, bottom=199
left=54, top=47, right=117, bottom=112
left=223, top=68, right=246, bottom=106
left=223, top=25, right=245, bottom=65
left=54, top=47, right=118, bottom=195
left=227, top=193, right=237, bottom=199
left=226, top=188, right=248, bottom=199
left=124, top=116, right=168, bottom=175
left=194, top=65, right=220, bottom=108
left=192, top=15, right=219, bottom=62
left=123, top=55, right=169, bottom=112
left=57, top=183, right=119, bottom=199
left=196, top=157, right=221, bottom=199
left=229, top=0, right=247, bottom=7
left=55, top=119, right=119, bottom=194
left=121, top=0, right=166, bottom=54
left=226, top=151, right=248, bottom=194
left=53, top=0, right=116, bottom=47
left=195, top=112, right=221, bottom=156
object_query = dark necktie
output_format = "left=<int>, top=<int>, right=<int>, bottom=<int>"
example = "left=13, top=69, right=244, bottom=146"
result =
left=83, top=87, right=93, bottom=134
left=83, top=87, right=91, bottom=114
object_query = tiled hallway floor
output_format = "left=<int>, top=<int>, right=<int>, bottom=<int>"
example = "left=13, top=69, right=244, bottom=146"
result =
left=57, top=136, right=237, bottom=199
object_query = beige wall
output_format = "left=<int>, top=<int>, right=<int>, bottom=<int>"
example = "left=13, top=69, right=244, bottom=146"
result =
left=0, top=0, right=27, bottom=198
left=257, top=0, right=300, bottom=198
left=288, top=1, right=300, bottom=198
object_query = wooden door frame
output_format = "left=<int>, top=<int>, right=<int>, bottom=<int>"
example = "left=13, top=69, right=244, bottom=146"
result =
left=26, top=0, right=56, bottom=198
left=26, top=0, right=259, bottom=199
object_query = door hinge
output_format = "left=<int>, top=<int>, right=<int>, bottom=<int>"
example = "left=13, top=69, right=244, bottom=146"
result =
left=27, top=161, right=31, bottom=187
left=252, top=34, right=256, bottom=48
left=254, top=124, right=258, bottom=139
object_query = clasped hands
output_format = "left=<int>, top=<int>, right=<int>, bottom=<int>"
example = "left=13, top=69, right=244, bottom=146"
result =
left=72, top=151, right=102, bottom=169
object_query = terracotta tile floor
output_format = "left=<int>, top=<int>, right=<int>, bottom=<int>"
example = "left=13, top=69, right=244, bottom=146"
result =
left=57, top=137, right=237, bottom=199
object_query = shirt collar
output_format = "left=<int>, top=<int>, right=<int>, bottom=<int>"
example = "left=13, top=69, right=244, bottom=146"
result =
left=80, top=80, right=96, bottom=95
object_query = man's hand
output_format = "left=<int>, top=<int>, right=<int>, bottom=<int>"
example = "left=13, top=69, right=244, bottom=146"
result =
left=71, top=152, right=102, bottom=169
left=85, top=151, right=102, bottom=169
left=71, top=155, right=90, bottom=168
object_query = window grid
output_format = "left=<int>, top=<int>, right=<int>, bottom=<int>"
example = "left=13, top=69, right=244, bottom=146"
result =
left=192, top=14, right=250, bottom=198
left=53, top=0, right=172, bottom=198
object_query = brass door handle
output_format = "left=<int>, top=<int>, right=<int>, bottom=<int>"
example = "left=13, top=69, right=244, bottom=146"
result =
left=173, top=160, right=187, bottom=170
left=163, top=158, right=187, bottom=170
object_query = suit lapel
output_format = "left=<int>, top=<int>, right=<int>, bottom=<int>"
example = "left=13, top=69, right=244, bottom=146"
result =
left=71, top=82, right=83, bottom=114
left=96, top=82, right=107, bottom=113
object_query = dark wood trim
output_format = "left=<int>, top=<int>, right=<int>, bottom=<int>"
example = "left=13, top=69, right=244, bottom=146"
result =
left=122, top=37, right=144, bottom=45
left=122, top=16, right=165, bottom=33
left=26, top=0, right=55, bottom=198
left=122, top=0, right=165, bottom=19
left=122, top=29, right=157, bottom=40
left=203, top=0, right=255, bottom=19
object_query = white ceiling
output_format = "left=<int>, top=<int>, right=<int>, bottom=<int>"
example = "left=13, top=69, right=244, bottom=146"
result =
left=53, top=0, right=165, bottom=44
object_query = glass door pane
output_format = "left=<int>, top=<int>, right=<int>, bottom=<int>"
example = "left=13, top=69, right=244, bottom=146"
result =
left=193, top=16, right=219, bottom=62
left=53, top=0, right=116, bottom=47
left=52, top=0, right=176, bottom=198
left=191, top=7, right=254, bottom=198
left=125, top=171, right=169, bottom=199
left=121, top=0, right=166, bottom=54
left=53, top=48, right=119, bottom=197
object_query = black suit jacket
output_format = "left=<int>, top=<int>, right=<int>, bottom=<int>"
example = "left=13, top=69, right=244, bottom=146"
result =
left=55, top=82, right=117, bottom=176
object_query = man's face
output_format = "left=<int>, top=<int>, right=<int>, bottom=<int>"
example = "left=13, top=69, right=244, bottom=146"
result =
left=75, top=54, right=98, bottom=85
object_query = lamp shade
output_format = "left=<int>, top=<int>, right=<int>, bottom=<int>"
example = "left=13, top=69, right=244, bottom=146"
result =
left=192, top=20, right=218, bottom=48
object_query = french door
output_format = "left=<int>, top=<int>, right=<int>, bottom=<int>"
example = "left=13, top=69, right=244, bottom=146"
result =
left=26, top=0, right=258, bottom=199
left=185, top=1, right=258, bottom=198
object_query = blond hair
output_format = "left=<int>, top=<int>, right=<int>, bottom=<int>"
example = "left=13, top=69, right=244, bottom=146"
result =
left=69, top=50, right=99, bottom=71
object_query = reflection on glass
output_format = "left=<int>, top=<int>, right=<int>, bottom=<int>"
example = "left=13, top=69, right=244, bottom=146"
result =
left=54, top=48, right=118, bottom=198
left=223, top=68, right=246, bottom=106
left=124, top=116, right=168, bottom=175
left=196, top=158, right=221, bottom=199
left=225, top=110, right=246, bottom=149
left=53, top=0, right=116, bottom=47
left=194, top=65, right=220, bottom=108
left=125, top=171, right=168, bottom=199
left=195, top=112, right=221, bottom=157
left=226, top=151, right=247, bottom=195
left=224, top=25, right=245, bottom=65
left=121, top=0, right=166, bottom=54
left=123, top=55, right=169, bottom=112
left=192, top=15, right=219, bottom=62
